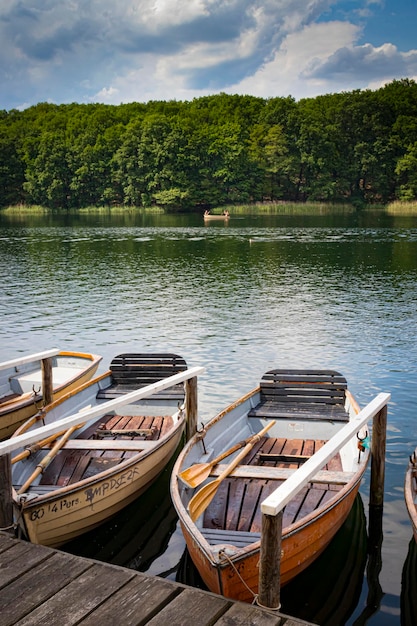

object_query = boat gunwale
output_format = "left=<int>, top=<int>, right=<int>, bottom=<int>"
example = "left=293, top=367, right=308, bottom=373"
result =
left=405, top=460, right=417, bottom=540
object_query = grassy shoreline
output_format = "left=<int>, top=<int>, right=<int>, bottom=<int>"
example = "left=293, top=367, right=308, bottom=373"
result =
left=1, top=201, right=417, bottom=216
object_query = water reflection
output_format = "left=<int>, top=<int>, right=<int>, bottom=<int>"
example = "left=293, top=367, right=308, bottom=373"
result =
left=401, top=538, right=417, bottom=626
left=1, top=212, right=416, bottom=625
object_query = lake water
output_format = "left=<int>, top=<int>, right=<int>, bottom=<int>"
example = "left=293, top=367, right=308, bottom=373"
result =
left=1, top=211, right=416, bottom=625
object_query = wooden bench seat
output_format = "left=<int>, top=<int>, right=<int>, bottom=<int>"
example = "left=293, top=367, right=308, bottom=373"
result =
left=46, top=439, right=156, bottom=451
left=97, top=353, right=187, bottom=401
left=208, top=464, right=355, bottom=485
left=248, top=369, right=349, bottom=422
left=200, top=528, right=261, bottom=548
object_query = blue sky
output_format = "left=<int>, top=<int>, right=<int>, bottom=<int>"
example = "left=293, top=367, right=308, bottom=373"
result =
left=1, top=0, right=416, bottom=111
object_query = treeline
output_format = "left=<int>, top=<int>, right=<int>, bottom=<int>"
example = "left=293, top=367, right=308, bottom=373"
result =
left=1, top=78, right=417, bottom=211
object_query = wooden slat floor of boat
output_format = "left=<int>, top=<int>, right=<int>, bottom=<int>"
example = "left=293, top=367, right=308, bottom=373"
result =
left=0, top=533, right=316, bottom=626
left=38, top=414, right=174, bottom=488
left=203, top=436, right=344, bottom=537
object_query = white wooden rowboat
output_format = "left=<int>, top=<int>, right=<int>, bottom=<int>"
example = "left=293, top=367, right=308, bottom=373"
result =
left=171, top=369, right=371, bottom=603
left=6, top=353, right=203, bottom=547
left=0, top=350, right=102, bottom=440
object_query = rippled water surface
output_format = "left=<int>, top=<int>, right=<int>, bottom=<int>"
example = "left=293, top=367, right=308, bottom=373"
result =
left=1, top=211, right=416, bottom=625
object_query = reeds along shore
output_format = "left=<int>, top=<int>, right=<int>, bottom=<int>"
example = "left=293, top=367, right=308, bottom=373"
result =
left=2, top=200, right=417, bottom=216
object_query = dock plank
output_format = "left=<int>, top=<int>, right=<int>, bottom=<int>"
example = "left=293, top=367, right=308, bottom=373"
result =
left=146, top=587, right=228, bottom=626
left=80, top=575, right=180, bottom=626
left=1, top=552, right=92, bottom=626
left=15, top=564, right=135, bottom=626
left=0, top=533, right=316, bottom=626
left=0, top=540, right=54, bottom=588
left=217, top=602, right=282, bottom=625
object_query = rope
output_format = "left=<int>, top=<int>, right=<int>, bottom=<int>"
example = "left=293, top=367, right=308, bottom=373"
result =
left=218, top=549, right=257, bottom=600
left=218, top=549, right=282, bottom=612
left=254, top=596, right=282, bottom=611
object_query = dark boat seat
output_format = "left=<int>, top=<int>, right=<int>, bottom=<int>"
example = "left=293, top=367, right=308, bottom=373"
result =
left=248, top=369, right=349, bottom=422
left=97, top=353, right=187, bottom=401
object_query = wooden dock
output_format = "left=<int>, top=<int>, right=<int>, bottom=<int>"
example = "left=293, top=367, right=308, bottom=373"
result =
left=0, top=533, right=315, bottom=626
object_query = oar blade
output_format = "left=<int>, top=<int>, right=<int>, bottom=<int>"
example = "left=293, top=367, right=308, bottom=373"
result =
left=179, top=464, right=212, bottom=488
left=188, top=480, right=219, bottom=521
left=186, top=420, right=277, bottom=521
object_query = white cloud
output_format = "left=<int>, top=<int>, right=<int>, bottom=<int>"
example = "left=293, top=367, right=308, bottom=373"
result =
left=0, top=0, right=416, bottom=109
left=217, top=21, right=362, bottom=99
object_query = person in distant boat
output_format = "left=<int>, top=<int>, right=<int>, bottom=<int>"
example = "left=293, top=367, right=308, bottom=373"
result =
left=204, top=210, right=210, bottom=216
left=223, top=209, right=230, bottom=217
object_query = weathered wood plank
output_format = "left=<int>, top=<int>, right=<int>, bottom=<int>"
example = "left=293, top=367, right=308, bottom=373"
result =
left=216, top=602, right=283, bottom=625
left=0, top=540, right=53, bottom=588
left=1, top=552, right=92, bottom=626
left=145, top=587, right=229, bottom=626
left=79, top=575, right=181, bottom=626
left=0, top=533, right=315, bottom=626
left=14, top=563, right=135, bottom=626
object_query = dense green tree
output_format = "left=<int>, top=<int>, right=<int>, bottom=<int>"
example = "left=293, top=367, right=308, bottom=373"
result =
left=1, top=81, right=417, bottom=211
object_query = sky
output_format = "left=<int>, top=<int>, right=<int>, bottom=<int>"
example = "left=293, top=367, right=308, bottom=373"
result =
left=1, top=0, right=416, bottom=111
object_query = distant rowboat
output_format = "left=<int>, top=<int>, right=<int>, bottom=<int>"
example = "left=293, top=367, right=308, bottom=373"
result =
left=0, top=350, right=102, bottom=440
left=203, top=213, right=230, bottom=221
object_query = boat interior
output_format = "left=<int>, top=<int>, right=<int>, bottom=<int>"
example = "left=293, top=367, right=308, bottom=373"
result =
left=14, top=413, right=176, bottom=492
left=200, top=433, right=347, bottom=547
left=194, top=370, right=360, bottom=547
left=13, top=353, right=189, bottom=492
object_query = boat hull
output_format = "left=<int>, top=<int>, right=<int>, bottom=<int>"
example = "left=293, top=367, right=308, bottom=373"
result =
left=0, top=351, right=102, bottom=440
left=11, top=353, right=189, bottom=547
left=20, top=425, right=183, bottom=547
left=405, top=455, right=417, bottom=544
left=180, top=478, right=362, bottom=602
left=171, top=369, right=369, bottom=603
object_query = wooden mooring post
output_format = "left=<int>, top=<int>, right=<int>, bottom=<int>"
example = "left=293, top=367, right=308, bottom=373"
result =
left=41, top=356, right=54, bottom=406
left=257, top=392, right=391, bottom=610
left=0, top=453, right=14, bottom=535
left=185, top=376, right=199, bottom=441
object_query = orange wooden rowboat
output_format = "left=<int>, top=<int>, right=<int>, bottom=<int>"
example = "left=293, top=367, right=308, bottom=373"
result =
left=171, top=369, right=370, bottom=603
left=405, top=449, right=417, bottom=544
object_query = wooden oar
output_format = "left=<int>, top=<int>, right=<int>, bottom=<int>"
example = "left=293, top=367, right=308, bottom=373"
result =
left=188, top=420, right=275, bottom=522
left=0, top=391, right=34, bottom=408
left=180, top=431, right=273, bottom=488
left=11, top=429, right=70, bottom=464
left=17, top=425, right=81, bottom=494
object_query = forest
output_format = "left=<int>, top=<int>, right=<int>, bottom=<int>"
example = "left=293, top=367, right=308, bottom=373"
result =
left=1, top=78, right=417, bottom=212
